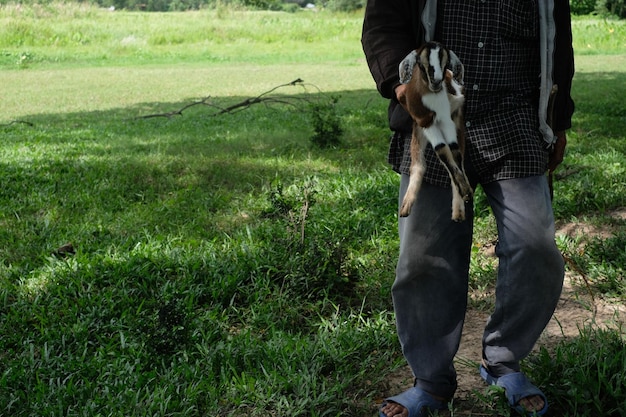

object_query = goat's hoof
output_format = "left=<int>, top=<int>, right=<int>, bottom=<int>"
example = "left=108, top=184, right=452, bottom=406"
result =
left=460, top=186, right=473, bottom=202
left=399, top=200, right=413, bottom=217
left=457, top=181, right=473, bottom=202
left=451, top=211, right=466, bottom=222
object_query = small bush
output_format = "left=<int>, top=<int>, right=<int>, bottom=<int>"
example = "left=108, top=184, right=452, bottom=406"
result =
left=309, top=96, right=343, bottom=148
left=570, top=0, right=598, bottom=15
left=281, top=2, right=301, bottom=12
left=570, top=0, right=626, bottom=17
left=260, top=179, right=356, bottom=301
left=602, top=0, right=626, bottom=17
left=324, top=0, right=365, bottom=12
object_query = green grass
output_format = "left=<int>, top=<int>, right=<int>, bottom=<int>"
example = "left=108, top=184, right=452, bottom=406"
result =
left=526, top=325, right=626, bottom=417
left=1, top=4, right=625, bottom=416
left=0, top=3, right=365, bottom=69
left=1, top=104, right=400, bottom=415
left=571, top=16, right=626, bottom=55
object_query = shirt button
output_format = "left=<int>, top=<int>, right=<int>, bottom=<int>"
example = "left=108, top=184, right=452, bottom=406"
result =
left=472, top=84, right=479, bottom=91
left=478, top=41, right=484, bottom=48
left=465, top=121, right=471, bottom=128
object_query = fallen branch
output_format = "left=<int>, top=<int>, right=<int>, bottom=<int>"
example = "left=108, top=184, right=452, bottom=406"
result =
left=0, top=120, right=34, bottom=127
left=562, top=253, right=598, bottom=319
left=136, top=78, right=315, bottom=120
left=136, top=96, right=214, bottom=119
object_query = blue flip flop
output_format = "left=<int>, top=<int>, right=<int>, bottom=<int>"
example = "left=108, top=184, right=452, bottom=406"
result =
left=479, top=365, right=548, bottom=416
left=379, top=386, right=448, bottom=417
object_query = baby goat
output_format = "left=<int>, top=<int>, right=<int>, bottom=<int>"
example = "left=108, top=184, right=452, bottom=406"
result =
left=398, top=41, right=472, bottom=221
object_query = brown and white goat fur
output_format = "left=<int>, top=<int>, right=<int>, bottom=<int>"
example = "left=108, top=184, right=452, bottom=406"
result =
left=398, top=41, right=472, bottom=221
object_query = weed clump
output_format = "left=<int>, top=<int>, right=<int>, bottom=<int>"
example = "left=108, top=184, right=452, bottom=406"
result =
left=525, top=325, right=626, bottom=416
left=260, top=178, right=358, bottom=304
left=309, top=96, right=343, bottom=148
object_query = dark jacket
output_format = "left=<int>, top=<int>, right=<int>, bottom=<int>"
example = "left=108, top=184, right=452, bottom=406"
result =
left=361, top=0, right=575, bottom=141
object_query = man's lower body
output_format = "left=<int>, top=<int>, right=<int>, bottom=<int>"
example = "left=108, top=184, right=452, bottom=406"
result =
left=392, top=173, right=564, bottom=400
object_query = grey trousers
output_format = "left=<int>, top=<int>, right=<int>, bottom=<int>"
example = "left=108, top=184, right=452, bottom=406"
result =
left=394, top=174, right=564, bottom=399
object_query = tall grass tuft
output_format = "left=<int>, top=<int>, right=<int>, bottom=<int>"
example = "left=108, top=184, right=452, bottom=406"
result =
left=525, top=325, right=626, bottom=416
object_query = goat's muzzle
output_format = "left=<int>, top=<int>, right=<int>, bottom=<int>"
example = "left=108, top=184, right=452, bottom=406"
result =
left=429, top=80, right=443, bottom=92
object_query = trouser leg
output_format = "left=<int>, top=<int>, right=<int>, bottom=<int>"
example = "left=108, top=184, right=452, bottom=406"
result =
left=393, top=175, right=474, bottom=399
left=481, top=175, right=564, bottom=376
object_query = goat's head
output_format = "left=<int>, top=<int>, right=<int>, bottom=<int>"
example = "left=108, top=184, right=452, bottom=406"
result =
left=399, top=42, right=464, bottom=92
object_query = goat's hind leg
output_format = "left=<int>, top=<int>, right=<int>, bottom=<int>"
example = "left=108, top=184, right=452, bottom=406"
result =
left=433, top=143, right=472, bottom=221
left=452, top=118, right=472, bottom=201
left=437, top=120, right=472, bottom=201
left=450, top=177, right=466, bottom=221
left=448, top=143, right=472, bottom=201
left=399, top=127, right=426, bottom=217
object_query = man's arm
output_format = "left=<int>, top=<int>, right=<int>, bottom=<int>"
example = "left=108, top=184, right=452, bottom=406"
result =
left=552, top=0, right=576, bottom=132
left=548, top=0, right=575, bottom=172
left=361, top=0, right=418, bottom=100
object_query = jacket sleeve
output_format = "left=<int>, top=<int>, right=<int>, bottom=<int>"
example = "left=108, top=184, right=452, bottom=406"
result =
left=552, top=0, right=576, bottom=132
left=361, top=0, right=418, bottom=100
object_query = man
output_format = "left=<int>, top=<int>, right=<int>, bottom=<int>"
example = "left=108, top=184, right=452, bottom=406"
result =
left=361, top=1, right=575, bottom=416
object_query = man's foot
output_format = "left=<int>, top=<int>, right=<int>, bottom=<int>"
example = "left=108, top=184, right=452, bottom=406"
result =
left=479, top=364, right=548, bottom=416
left=379, top=387, right=448, bottom=417
left=517, top=394, right=546, bottom=414
left=380, top=400, right=408, bottom=417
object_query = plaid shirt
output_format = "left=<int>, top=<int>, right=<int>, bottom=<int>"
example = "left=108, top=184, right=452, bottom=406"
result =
left=389, top=0, right=549, bottom=187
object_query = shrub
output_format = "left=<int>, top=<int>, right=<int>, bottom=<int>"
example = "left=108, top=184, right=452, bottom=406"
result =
left=602, top=0, right=626, bottom=17
left=570, top=0, right=597, bottom=15
left=308, top=96, right=343, bottom=148
left=570, top=0, right=626, bottom=17
left=324, top=0, right=365, bottom=12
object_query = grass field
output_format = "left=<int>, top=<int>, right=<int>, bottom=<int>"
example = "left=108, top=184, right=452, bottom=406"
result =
left=1, top=4, right=625, bottom=416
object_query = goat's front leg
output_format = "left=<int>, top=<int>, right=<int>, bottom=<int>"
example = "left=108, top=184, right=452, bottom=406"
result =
left=434, top=120, right=472, bottom=201
left=399, top=126, right=426, bottom=217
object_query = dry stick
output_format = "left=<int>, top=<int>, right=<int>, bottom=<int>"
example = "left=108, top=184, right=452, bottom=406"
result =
left=137, top=96, right=214, bottom=119
left=299, top=197, right=309, bottom=245
left=562, top=253, right=598, bottom=319
left=136, top=78, right=312, bottom=120
left=0, top=120, right=34, bottom=127
left=212, top=95, right=310, bottom=115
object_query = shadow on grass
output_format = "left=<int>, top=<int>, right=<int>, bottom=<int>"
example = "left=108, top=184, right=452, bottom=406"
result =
left=549, top=72, right=626, bottom=217
left=0, top=89, right=395, bottom=268
left=1, top=74, right=625, bottom=417
left=0, top=91, right=405, bottom=417
left=3, top=71, right=626, bottom=268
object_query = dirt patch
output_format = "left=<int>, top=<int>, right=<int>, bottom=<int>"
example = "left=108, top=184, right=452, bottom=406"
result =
left=556, top=207, right=626, bottom=241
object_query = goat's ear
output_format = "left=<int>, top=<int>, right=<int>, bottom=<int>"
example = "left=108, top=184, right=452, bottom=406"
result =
left=399, top=50, right=418, bottom=84
left=448, top=50, right=465, bottom=85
